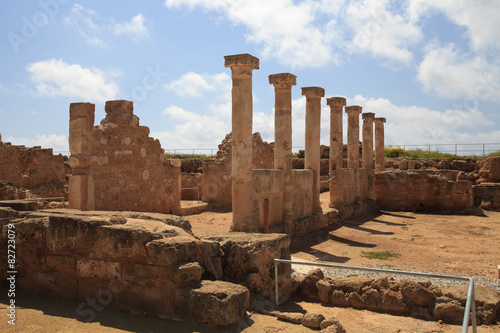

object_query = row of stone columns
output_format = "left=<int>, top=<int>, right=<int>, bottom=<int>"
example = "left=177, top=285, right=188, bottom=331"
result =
left=225, top=53, right=386, bottom=231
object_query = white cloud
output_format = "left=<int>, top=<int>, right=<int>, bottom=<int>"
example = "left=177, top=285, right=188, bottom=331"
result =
left=112, top=14, right=149, bottom=40
left=64, top=4, right=150, bottom=46
left=408, top=0, right=500, bottom=52
left=5, top=134, right=69, bottom=152
left=166, top=0, right=336, bottom=68
left=345, top=0, right=422, bottom=64
left=26, top=59, right=119, bottom=102
left=164, top=72, right=230, bottom=97
left=417, top=43, right=500, bottom=101
left=155, top=105, right=230, bottom=149
left=352, top=94, right=493, bottom=145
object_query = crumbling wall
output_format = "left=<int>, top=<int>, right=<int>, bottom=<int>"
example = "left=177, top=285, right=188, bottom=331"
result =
left=68, top=100, right=181, bottom=213
left=474, top=183, right=500, bottom=211
left=201, top=132, right=274, bottom=209
left=374, top=170, right=474, bottom=212
left=0, top=136, right=66, bottom=198
left=253, top=169, right=283, bottom=230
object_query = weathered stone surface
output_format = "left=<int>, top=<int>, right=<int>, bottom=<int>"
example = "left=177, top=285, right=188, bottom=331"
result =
left=199, top=231, right=291, bottom=303
left=329, top=289, right=349, bottom=306
left=479, top=157, right=500, bottom=183
left=382, top=289, right=410, bottom=314
left=69, top=100, right=181, bottom=213
left=317, top=278, right=333, bottom=303
left=434, top=296, right=464, bottom=324
left=276, top=312, right=304, bottom=324
left=362, top=288, right=382, bottom=311
left=299, top=268, right=325, bottom=300
left=330, top=275, right=374, bottom=294
left=302, top=312, right=325, bottom=329
left=320, top=316, right=346, bottom=332
left=249, top=293, right=278, bottom=315
left=400, top=280, right=436, bottom=307
left=441, top=285, right=500, bottom=324
left=374, top=170, right=474, bottom=212
left=174, top=280, right=249, bottom=326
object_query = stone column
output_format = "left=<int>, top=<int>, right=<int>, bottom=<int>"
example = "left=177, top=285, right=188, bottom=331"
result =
left=327, top=97, right=346, bottom=172
left=345, top=106, right=362, bottom=169
left=269, top=73, right=296, bottom=224
left=68, top=102, right=95, bottom=210
left=327, top=97, right=346, bottom=208
left=224, top=54, right=259, bottom=232
left=302, top=87, right=325, bottom=215
left=362, top=112, right=375, bottom=199
left=374, top=117, right=386, bottom=172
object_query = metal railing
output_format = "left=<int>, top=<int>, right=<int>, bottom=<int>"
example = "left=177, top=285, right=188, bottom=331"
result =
left=181, top=187, right=200, bottom=202
left=0, top=197, right=66, bottom=207
left=165, top=149, right=216, bottom=156
left=274, top=259, right=477, bottom=333
left=386, top=143, right=500, bottom=157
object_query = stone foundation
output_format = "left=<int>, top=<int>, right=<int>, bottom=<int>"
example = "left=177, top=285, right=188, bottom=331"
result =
left=374, top=170, right=474, bottom=212
left=474, top=183, right=500, bottom=211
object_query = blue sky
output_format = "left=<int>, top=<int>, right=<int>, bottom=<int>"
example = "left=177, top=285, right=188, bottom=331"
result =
left=1, top=0, right=499, bottom=155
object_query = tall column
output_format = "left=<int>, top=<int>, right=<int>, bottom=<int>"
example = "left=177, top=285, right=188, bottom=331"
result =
left=345, top=106, right=362, bottom=169
left=68, top=102, right=95, bottom=210
left=302, top=87, right=325, bottom=215
left=327, top=97, right=346, bottom=172
left=374, top=117, right=386, bottom=172
left=327, top=97, right=346, bottom=208
left=362, top=112, right=375, bottom=200
left=269, top=73, right=296, bottom=224
left=224, top=54, right=259, bottom=232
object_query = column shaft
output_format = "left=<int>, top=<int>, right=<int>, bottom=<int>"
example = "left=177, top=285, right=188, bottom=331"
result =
left=302, top=87, right=325, bottom=215
left=270, top=73, right=296, bottom=224
left=374, top=117, right=386, bottom=172
left=225, top=54, right=259, bottom=232
left=327, top=97, right=346, bottom=208
left=362, top=112, right=375, bottom=200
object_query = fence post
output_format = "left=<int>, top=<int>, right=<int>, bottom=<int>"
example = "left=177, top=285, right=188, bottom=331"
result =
left=428, top=145, right=431, bottom=152
left=455, top=144, right=457, bottom=156
left=483, top=144, right=485, bottom=157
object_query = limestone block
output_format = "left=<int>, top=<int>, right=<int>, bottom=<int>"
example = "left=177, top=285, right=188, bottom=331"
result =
left=46, top=216, right=79, bottom=252
left=77, top=259, right=121, bottom=279
left=146, top=237, right=202, bottom=266
left=96, top=224, right=161, bottom=259
left=46, top=255, right=75, bottom=272
left=173, top=280, right=249, bottom=326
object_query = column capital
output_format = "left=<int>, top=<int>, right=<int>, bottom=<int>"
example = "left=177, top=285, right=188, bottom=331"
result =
left=301, top=86, right=325, bottom=98
left=224, top=54, right=259, bottom=69
left=269, top=73, right=297, bottom=88
left=326, top=97, right=346, bottom=108
left=345, top=105, right=362, bottom=114
left=374, top=117, right=386, bottom=123
left=362, top=112, right=375, bottom=120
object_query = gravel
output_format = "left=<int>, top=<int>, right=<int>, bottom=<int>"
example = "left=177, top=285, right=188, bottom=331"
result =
left=291, top=262, right=500, bottom=293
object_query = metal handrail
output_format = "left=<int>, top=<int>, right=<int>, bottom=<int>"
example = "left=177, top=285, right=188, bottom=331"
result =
left=274, top=259, right=477, bottom=333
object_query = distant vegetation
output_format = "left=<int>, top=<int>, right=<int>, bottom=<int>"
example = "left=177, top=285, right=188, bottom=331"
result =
left=360, top=251, right=402, bottom=260
left=487, top=150, right=500, bottom=157
left=165, top=154, right=214, bottom=160
left=384, top=147, right=470, bottom=159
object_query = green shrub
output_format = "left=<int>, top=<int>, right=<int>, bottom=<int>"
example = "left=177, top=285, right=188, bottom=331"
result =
left=360, top=251, right=402, bottom=260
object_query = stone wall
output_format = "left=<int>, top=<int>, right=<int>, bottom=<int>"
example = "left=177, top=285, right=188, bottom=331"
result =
left=0, top=137, right=66, bottom=198
left=201, top=132, right=274, bottom=210
left=0, top=208, right=293, bottom=325
left=474, top=183, right=500, bottom=211
left=253, top=169, right=283, bottom=230
left=374, top=170, right=474, bottom=212
left=181, top=173, right=203, bottom=201
left=68, top=100, right=181, bottom=213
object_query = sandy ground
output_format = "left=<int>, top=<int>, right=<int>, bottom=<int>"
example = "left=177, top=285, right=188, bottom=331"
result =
left=2, top=192, right=500, bottom=332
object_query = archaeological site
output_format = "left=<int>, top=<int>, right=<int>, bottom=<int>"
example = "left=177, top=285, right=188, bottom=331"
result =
left=1, top=54, right=500, bottom=332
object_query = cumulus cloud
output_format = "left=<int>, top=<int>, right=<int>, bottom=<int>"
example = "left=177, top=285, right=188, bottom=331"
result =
left=155, top=105, right=230, bottom=149
left=112, top=13, right=149, bottom=40
left=346, top=0, right=422, bottom=64
left=417, top=43, right=500, bottom=102
left=408, top=0, right=500, bottom=52
left=64, top=4, right=150, bottom=46
left=166, top=0, right=427, bottom=67
left=164, top=72, right=230, bottom=97
left=5, top=134, right=69, bottom=152
left=26, top=59, right=119, bottom=102
left=352, top=95, right=493, bottom=145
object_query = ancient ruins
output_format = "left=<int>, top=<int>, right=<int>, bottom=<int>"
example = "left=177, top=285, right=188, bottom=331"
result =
left=1, top=53, right=500, bottom=331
